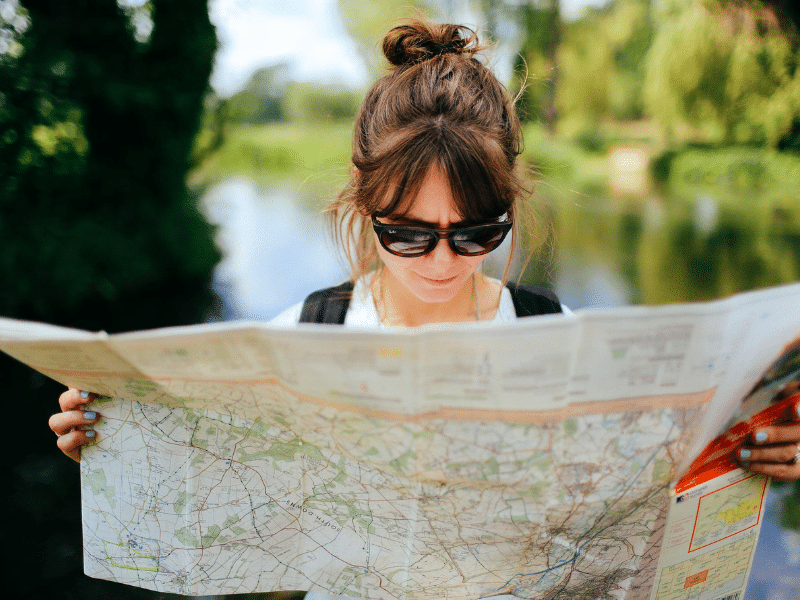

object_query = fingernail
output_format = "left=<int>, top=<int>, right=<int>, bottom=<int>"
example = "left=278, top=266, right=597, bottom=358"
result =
left=796, top=404, right=800, bottom=418
left=755, top=431, right=768, bottom=443
left=80, top=391, right=89, bottom=399
left=740, top=461, right=749, bottom=467
left=85, top=430, right=96, bottom=438
left=739, top=449, right=751, bottom=459
left=83, top=411, right=97, bottom=420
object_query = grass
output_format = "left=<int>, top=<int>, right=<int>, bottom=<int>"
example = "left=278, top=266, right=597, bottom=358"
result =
left=189, top=122, right=354, bottom=205
left=661, top=146, right=800, bottom=208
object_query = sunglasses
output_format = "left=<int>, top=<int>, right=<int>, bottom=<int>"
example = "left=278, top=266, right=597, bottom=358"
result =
left=372, top=216, right=512, bottom=257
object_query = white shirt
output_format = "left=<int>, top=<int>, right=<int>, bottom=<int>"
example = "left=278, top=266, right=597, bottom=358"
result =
left=271, top=276, right=569, bottom=326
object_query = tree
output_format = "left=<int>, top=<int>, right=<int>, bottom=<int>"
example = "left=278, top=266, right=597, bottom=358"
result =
left=513, top=0, right=561, bottom=128
left=644, top=0, right=800, bottom=148
left=555, top=0, right=654, bottom=130
left=224, top=64, right=289, bottom=124
left=337, top=0, right=434, bottom=77
left=0, top=0, right=219, bottom=330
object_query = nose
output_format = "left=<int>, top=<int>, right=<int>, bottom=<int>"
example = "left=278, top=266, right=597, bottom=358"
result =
left=427, top=236, right=459, bottom=265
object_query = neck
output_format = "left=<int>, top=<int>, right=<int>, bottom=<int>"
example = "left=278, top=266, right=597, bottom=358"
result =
left=373, top=270, right=498, bottom=327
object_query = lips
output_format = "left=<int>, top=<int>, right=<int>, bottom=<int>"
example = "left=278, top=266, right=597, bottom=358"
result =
left=418, top=273, right=461, bottom=285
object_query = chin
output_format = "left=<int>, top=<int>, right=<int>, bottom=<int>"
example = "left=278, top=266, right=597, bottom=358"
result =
left=409, top=273, right=467, bottom=303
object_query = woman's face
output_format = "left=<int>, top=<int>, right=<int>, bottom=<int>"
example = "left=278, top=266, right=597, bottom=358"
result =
left=375, top=163, right=489, bottom=304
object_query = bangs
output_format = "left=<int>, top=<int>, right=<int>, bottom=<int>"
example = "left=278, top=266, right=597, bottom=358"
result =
left=366, top=123, right=514, bottom=224
left=437, top=127, right=515, bottom=223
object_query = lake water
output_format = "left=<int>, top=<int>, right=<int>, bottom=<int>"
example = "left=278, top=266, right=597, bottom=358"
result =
left=202, top=178, right=348, bottom=321
left=201, top=178, right=800, bottom=599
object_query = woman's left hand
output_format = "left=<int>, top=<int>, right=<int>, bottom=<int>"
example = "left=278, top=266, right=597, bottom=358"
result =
left=737, top=397, right=800, bottom=481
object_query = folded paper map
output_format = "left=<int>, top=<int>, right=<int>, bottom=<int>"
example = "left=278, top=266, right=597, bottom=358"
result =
left=2, top=282, right=799, bottom=599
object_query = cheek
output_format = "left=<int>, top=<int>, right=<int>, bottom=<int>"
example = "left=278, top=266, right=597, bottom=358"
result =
left=462, top=255, right=487, bottom=273
left=376, top=245, right=413, bottom=279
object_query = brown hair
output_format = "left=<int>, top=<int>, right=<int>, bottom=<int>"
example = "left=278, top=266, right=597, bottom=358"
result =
left=328, top=19, right=537, bottom=283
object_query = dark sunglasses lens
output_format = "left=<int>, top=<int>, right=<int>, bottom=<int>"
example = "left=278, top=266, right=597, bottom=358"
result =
left=452, top=225, right=508, bottom=256
left=380, top=228, right=436, bottom=256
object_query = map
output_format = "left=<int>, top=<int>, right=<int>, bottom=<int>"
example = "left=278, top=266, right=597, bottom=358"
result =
left=655, top=532, right=757, bottom=600
left=689, top=475, right=767, bottom=551
left=81, top=386, right=693, bottom=599
left=2, top=281, right=800, bottom=599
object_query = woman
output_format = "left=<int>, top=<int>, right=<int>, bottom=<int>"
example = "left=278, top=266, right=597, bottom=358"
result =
left=51, top=17, right=800, bottom=501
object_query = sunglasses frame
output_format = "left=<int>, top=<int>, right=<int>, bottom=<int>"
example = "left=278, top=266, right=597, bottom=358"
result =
left=371, top=216, right=513, bottom=258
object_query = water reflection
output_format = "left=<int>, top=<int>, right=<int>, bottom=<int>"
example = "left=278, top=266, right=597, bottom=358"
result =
left=747, top=484, right=800, bottom=600
left=202, top=178, right=347, bottom=320
left=555, top=257, right=633, bottom=308
left=550, top=192, right=800, bottom=307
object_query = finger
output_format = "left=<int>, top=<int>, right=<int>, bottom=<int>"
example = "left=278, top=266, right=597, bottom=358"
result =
left=740, top=459, right=800, bottom=483
left=737, top=443, right=800, bottom=465
left=49, top=409, right=99, bottom=436
left=56, top=429, right=97, bottom=463
left=59, top=388, right=95, bottom=412
left=749, top=422, right=800, bottom=446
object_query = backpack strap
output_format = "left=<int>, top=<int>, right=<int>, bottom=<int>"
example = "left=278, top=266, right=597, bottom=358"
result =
left=505, top=282, right=562, bottom=317
left=299, top=281, right=355, bottom=324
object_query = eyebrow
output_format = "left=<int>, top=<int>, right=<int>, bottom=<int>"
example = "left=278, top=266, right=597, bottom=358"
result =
left=384, top=215, right=494, bottom=228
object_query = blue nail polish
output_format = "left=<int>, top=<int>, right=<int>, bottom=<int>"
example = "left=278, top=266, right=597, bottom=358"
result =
left=80, top=390, right=89, bottom=399
left=739, top=449, right=751, bottom=459
left=755, top=431, right=768, bottom=443
left=796, top=404, right=800, bottom=418
left=83, top=411, right=97, bottom=420
left=85, top=430, right=96, bottom=438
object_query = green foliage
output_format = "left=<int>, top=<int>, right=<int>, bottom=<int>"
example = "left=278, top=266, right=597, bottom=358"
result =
left=554, top=0, right=654, bottom=128
left=778, top=481, right=800, bottom=530
left=511, top=0, right=800, bottom=152
left=0, top=0, right=219, bottom=332
left=544, top=177, right=800, bottom=307
left=337, top=0, right=434, bottom=77
left=644, top=0, right=800, bottom=148
left=513, top=2, right=558, bottom=123
left=654, top=146, right=800, bottom=205
left=285, top=82, right=363, bottom=123
left=520, top=122, right=610, bottom=193
left=223, top=64, right=288, bottom=124
left=190, top=122, right=353, bottom=202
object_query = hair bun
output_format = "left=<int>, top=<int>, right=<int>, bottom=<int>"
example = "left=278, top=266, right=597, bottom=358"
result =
left=382, top=20, right=483, bottom=67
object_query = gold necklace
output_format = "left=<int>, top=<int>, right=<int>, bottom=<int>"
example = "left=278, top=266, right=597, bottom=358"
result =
left=473, top=272, right=481, bottom=321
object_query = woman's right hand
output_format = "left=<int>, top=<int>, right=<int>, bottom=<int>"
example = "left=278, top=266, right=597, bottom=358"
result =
left=49, top=388, right=100, bottom=462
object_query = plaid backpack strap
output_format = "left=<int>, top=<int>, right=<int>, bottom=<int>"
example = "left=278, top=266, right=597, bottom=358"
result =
left=505, top=282, right=562, bottom=317
left=299, top=281, right=355, bottom=324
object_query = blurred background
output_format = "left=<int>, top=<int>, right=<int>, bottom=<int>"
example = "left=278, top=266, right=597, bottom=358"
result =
left=2, top=0, right=799, bottom=598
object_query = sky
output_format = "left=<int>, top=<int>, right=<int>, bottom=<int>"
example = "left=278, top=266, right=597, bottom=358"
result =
left=209, top=0, right=368, bottom=95
left=208, top=0, right=612, bottom=97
